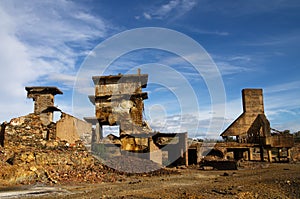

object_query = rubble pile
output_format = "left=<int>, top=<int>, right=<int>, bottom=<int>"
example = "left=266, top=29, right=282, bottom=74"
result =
left=200, top=155, right=237, bottom=170
left=0, top=114, right=123, bottom=185
left=104, top=155, right=164, bottom=174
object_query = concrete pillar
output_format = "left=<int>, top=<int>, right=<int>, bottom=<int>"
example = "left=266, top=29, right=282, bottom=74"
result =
left=178, top=133, right=188, bottom=166
left=183, top=133, right=188, bottom=166
left=95, top=123, right=103, bottom=142
left=260, top=146, right=264, bottom=161
left=267, top=149, right=272, bottom=162
left=0, top=122, right=6, bottom=147
left=278, top=148, right=281, bottom=162
left=244, top=151, right=248, bottom=160
left=248, top=148, right=253, bottom=161
left=148, top=137, right=162, bottom=165
left=287, top=148, right=291, bottom=162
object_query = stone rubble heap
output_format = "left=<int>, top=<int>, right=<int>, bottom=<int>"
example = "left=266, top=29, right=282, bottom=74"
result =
left=0, top=114, right=122, bottom=185
left=0, top=114, right=177, bottom=185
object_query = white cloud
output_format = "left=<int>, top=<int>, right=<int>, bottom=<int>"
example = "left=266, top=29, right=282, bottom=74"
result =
left=143, top=12, right=152, bottom=20
left=265, top=80, right=300, bottom=94
left=0, top=0, right=112, bottom=122
left=188, top=28, right=230, bottom=36
left=216, top=61, right=251, bottom=76
left=143, top=0, right=197, bottom=20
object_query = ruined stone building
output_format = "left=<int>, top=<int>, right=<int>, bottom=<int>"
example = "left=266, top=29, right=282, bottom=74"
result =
left=221, top=89, right=270, bottom=143
left=89, top=69, right=150, bottom=136
left=220, top=88, right=294, bottom=162
left=25, top=86, right=92, bottom=145
left=188, top=89, right=295, bottom=167
left=86, top=70, right=188, bottom=166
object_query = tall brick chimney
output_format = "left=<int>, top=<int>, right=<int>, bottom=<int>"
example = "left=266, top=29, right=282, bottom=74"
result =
left=242, top=89, right=264, bottom=114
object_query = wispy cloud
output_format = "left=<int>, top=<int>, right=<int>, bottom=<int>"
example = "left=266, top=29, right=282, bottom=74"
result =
left=186, top=27, right=230, bottom=36
left=240, top=31, right=300, bottom=48
left=265, top=80, right=300, bottom=94
left=201, top=0, right=300, bottom=17
left=0, top=0, right=113, bottom=122
left=143, top=12, right=152, bottom=20
left=142, top=0, right=197, bottom=20
left=210, top=54, right=255, bottom=76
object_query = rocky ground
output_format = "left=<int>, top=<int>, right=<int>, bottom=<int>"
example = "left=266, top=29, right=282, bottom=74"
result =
left=0, top=162, right=299, bottom=199
left=0, top=114, right=121, bottom=185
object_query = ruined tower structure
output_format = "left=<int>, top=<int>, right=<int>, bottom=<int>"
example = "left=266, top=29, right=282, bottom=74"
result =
left=87, top=70, right=188, bottom=166
left=25, top=86, right=62, bottom=125
left=221, top=88, right=294, bottom=162
left=221, top=89, right=271, bottom=143
left=89, top=69, right=151, bottom=136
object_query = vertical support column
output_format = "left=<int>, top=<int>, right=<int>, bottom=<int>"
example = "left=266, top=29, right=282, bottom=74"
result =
left=196, top=143, right=202, bottom=164
left=148, top=137, right=162, bottom=165
left=267, top=149, right=272, bottom=162
left=184, top=132, right=188, bottom=166
left=95, top=123, right=103, bottom=142
left=287, top=148, right=291, bottom=162
left=248, top=148, right=253, bottom=161
left=95, top=123, right=100, bottom=143
left=260, top=146, right=264, bottom=161
left=0, top=122, right=7, bottom=147
left=278, top=148, right=281, bottom=162
left=99, top=124, right=103, bottom=140
left=178, top=133, right=188, bottom=166
left=244, top=150, right=249, bottom=160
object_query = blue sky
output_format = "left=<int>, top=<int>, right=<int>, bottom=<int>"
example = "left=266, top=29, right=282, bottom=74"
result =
left=0, top=0, right=299, bottom=138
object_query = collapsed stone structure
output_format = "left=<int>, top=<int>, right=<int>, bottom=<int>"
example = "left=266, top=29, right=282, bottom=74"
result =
left=220, top=89, right=294, bottom=162
left=86, top=70, right=188, bottom=167
left=0, top=87, right=121, bottom=185
left=188, top=89, right=295, bottom=169
left=25, top=86, right=92, bottom=145
left=0, top=87, right=92, bottom=148
left=221, top=89, right=269, bottom=143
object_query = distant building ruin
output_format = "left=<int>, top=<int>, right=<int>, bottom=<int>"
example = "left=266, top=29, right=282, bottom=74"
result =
left=221, top=89, right=270, bottom=143
left=220, top=88, right=294, bottom=162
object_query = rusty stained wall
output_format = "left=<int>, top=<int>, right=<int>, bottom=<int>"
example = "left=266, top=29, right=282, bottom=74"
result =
left=268, top=134, right=294, bottom=148
left=120, top=136, right=148, bottom=151
left=95, top=82, right=142, bottom=96
left=148, top=137, right=162, bottom=165
left=56, top=113, right=92, bottom=145
left=93, top=73, right=149, bottom=135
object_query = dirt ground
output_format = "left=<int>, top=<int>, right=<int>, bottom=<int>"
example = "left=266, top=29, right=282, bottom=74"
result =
left=1, top=162, right=299, bottom=199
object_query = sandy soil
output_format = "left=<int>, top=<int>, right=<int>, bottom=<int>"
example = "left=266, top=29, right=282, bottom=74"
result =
left=2, top=162, right=300, bottom=199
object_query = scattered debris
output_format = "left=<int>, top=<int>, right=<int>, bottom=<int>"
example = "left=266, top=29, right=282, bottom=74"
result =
left=0, top=114, right=122, bottom=185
